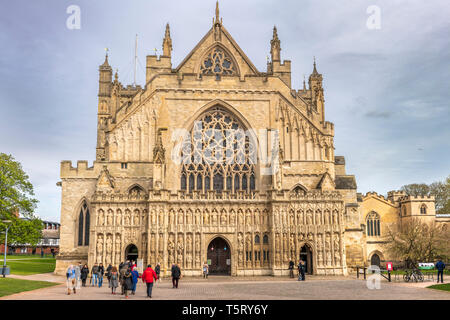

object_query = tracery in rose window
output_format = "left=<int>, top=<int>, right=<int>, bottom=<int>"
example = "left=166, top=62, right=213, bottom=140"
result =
left=181, top=106, right=256, bottom=193
left=200, top=47, right=237, bottom=80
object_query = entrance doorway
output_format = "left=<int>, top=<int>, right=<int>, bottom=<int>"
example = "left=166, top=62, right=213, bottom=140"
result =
left=370, top=254, right=381, bottom=267
left=300, top=244, right=313, bottom=274
left=125, top=244, right=138, bottom=262
left=207, top=237, right=231, bottom=275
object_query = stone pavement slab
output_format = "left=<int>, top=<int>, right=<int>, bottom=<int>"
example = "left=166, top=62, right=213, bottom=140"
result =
left=1, top=273, right=449, bottom=300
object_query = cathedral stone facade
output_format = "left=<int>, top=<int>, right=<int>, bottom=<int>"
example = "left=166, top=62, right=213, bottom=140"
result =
left=55, top=3, right=447, bottom=276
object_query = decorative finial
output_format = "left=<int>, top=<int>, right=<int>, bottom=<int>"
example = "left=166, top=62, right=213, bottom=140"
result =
left=114, top=69, right=118, bottom=81
left=312, top=56, right=319, bottom=75
left=154, top=48, right=158, bottom=56
left=216, top=0, right=220, bottom=22
left=270, top=25, right=281, bottom=62
left=163, top=23, right=172, bottom=57
left=303, top=75, right=306, bottom=90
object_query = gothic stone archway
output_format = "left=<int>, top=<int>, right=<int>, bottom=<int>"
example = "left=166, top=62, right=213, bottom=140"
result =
left=300, top=244, right=313, bottom=275
left=207, top=237, right=231, bottom=275
left=125, top=244, right=138, bottom=263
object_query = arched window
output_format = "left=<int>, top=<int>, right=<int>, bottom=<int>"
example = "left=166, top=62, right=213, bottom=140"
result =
left=181, top=106, right=256, bottom=194
left=78, top=201, right=90, bottom=246
left=263, top=235, right=269, bottom=244
left=420, top=204, right=427, bottom=215
left=366, top=212, right=380, bottom=237
left=254, top=235, right=260, bottom=244
left=200, top=47, right=237, bottom=80
left=403, top=206, right=406, bottom=216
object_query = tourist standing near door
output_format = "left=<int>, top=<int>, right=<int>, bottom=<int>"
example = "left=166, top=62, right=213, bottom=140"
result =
left=203, top=262, right=209, bottom=278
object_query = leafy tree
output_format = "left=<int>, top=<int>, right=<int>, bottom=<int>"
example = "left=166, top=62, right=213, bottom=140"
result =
left=384, top=218, right=450, bottom=267
left=400, top=175, right=450, bottom=214
left=0, top=153, right=42, bottom=246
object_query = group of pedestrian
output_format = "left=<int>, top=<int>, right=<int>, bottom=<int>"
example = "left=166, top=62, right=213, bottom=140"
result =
left=288, top=260, right=306, bottom=281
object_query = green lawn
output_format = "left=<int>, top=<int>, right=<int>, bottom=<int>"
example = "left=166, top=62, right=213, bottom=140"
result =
left=2, top=256, right=56, bottom=275
left=427, top=283, right=450, bottom=292
left=0, top=278, right=59, bottom=297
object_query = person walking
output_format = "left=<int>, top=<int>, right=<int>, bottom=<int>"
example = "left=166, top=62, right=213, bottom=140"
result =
left=289, top=260, right=295, bottom=278
left=171, top=264, right=181, bottom=288
left=98, top=263, right=105, bottom=288
left=298, top=260, right=306, bottom=281
left=80, top=264, right=89, bottom=287
left=119, top=262, right=128, bottom=295
left=66, top=265, right=77, bottom=295
left=154, top=262, right=161, bottom=285
left=91, top=263, right=99, bottom=287
left=435, top=258, right=446, bottom=283
left=122, top=268, right=133, bottom=298
left=142, top=264, right=158, bottom=298
left=131, top=267, right=139, bottom=295
left=109, top=266, right=119, bottom=295
left=203, top=262, right=209, bottom=279
left=106, top=264, right=113, bottom=287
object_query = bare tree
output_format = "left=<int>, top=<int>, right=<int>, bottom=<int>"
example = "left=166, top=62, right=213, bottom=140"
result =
left=384, top=218, right=450, bottom=268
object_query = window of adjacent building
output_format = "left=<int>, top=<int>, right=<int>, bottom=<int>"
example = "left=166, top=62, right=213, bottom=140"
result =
left=121, top=163, right=128, bottom=169
left=180, top=106, right=256, bottom=193
left=77, top=201, right=90, bottom=246
left=420, top=204, right=427, bottom=215
left=366, top=211, right=380, bottom=237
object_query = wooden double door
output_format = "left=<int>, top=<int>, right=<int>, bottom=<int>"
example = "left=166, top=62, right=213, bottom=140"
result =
left=207, top=237, right=231, bottom=275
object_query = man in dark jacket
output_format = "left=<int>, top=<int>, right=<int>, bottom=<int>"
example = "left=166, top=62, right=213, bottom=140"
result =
left=91, top=263, right=99, bottom=287
left=122, top=268, right=133, bottom=298
left=171, top=264, right=181, bottom=288
left=288, top=260, right=295, bottom=278
left=142, top=265, right=158, bottom=298
left=435, top=259, right=446, bottom=283
left=298, top=260, right=305, bottom=281
left=106, top=264, right=113, bottom=287
left=155, top=263, right=161, bottom=285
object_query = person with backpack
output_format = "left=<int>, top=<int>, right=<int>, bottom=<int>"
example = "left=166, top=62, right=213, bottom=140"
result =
left=142, top=264, right=158, bottom=298
left=109, top=266, right=119, bottom=295
left=66, top=265, right=77, bottom=295
left=122, top=268, right=133, bottom=298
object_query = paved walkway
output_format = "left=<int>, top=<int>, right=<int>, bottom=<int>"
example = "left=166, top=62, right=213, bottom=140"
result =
left=1, top=273, right=449, bottom=300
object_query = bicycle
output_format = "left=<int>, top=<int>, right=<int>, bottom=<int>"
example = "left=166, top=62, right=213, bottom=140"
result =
left=403, top=269, right=424, bottom=282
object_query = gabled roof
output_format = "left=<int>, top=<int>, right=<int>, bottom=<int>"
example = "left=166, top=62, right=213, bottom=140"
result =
left=175, top=24, right=260, bottom=76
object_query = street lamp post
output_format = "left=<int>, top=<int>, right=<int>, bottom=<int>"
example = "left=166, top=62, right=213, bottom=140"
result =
left=2, top=220, right=12, bottom=278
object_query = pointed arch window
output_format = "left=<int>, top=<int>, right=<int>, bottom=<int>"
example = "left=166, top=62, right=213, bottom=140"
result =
left=181, top=106, right=256, bottom=194
left=200, top=47, right=237, bottom=80
left=420, top=204, right=427, bottom=215
left=78, top=201, right=90, bottom=246
left=366, top=212, right=380, bottom=237
left=254, top=235, right=260, bottom=244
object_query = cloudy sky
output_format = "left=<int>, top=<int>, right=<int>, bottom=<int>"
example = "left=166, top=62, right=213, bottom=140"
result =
left=0, top=0, right=449, bottom=222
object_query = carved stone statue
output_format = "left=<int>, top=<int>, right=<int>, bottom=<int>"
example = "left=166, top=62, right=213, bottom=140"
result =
left=186, top=235, right=192, bottom=252
left=98, top=210, right=104, bottom=226
left=96, top=236, right=103, bottom=263
left=107, top=211, right=113, bottom=226
left=116, top=211, right=122, bottom=226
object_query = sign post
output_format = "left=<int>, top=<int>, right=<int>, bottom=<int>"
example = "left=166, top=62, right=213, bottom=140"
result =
left=386, top=262, right=393, bottom=282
